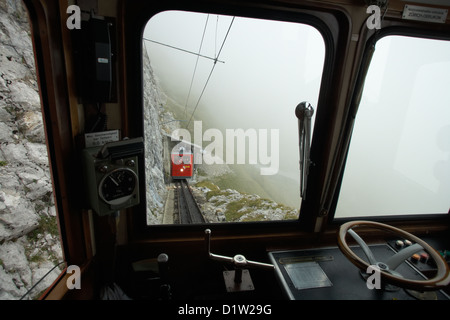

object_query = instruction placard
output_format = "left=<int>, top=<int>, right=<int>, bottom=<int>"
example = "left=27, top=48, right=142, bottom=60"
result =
left=403, top=5, right=448, bottom=23
left=85, top=130, right=120, bottom=148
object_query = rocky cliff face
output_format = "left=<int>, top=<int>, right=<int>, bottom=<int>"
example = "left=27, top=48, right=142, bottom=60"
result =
left=143, top=46, right=168, bottom=225
left=0, top=0, right=63, bottom=299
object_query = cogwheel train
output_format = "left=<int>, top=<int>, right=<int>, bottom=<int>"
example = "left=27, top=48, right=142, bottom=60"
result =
left=171, top=147, right=194, bottom=180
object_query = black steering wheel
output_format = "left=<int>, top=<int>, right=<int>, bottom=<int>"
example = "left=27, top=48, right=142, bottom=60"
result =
left=337, top=220, right=450, bottom=291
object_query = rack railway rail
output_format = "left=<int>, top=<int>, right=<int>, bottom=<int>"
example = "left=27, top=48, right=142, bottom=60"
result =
left=174, top=179, right=205, bottom=224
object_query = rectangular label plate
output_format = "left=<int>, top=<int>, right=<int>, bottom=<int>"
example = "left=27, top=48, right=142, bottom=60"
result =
left=403, top=4, right=448, bottom=23
left=284, top=261, right=333, bottom=290
left=85, top=130, right=120, bottom=148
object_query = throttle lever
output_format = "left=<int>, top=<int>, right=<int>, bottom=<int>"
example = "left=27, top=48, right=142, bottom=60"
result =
left=204, top=229, right=273, bottom=292
left=204, top=229, right=274, bottom=270
left=157, top=253, right=171, bottom=300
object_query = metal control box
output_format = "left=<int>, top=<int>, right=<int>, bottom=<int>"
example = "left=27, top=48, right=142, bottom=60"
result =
left=82, top=138, right=143, bottom=216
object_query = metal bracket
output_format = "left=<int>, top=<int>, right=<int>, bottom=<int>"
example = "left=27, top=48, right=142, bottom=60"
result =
left=223, top=269, right=254, bottom=292
left=295, top=102, right=314, bottom=200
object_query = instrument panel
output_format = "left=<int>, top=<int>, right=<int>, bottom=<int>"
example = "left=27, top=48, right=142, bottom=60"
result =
left=82, top=137, right=143, bottom=216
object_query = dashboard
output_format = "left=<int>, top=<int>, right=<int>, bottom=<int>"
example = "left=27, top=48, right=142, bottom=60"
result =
left=269, top=241, right=449, bottom=300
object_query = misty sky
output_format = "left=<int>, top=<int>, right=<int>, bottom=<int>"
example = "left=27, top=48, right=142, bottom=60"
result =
left=335, top=35, right=450, bottom=217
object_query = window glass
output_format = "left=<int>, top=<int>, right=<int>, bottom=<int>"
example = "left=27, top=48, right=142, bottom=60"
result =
left=143, top=11, right=325, bottom=224
left=0, top=1, right=63, bottom=299
left=335, top=35, right=450, bottom=218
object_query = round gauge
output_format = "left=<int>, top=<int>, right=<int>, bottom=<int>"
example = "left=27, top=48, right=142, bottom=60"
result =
left=98, top=168, right=137, bottom=205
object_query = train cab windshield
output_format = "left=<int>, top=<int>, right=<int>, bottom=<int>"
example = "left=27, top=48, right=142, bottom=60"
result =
left=143, top=11, right=326, bottom=225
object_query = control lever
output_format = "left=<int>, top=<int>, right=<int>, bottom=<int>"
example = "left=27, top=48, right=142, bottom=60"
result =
left=157, top=253, right=171, bottom=300
left=204, top=229, right=274, bottom=292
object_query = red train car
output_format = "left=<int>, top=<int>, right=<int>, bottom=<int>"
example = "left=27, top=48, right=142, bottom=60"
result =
left=171, top=148, right=193, bottom=179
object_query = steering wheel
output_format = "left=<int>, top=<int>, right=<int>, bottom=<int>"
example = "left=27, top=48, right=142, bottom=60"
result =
left=337, top=220, right=450, bottom=291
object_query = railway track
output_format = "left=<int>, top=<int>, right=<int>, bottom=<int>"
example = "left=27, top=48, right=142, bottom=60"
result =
left=174, top=179, right=205, bottom=224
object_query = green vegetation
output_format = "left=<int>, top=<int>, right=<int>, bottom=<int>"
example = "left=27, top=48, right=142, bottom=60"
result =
left=25, top=214, right=60, bottom=272
left=241, top=214, right=266, bottom=222
left=196, top=179, right=299, bottom=222
left=28, top=253, right=44, bottom=264
left=225, top=197, right=269, bottom=221
left=27, top=215, right=59, bottom=242
left=195, top=180, right=234, bottom=201
left=284, top=211, right=299, bottom=220
left=196, top=167, right=208, bottom=177
left=195, top=180, right=220, bottom=192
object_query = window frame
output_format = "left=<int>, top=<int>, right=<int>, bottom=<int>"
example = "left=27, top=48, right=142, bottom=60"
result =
left=121, top=1, right=351, bottom=239
left=144, top=11, right=326, bottom=225
left=329, top=26, right=450, bottom=225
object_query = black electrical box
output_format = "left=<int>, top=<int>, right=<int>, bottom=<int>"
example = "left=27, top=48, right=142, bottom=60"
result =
left=77, top=17, right=113, bottom=103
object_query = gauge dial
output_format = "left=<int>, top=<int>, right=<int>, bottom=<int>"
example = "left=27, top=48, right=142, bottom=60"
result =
left=99, top=168, right=137, bottom=205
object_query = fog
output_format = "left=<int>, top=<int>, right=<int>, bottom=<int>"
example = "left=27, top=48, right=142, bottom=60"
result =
left=335, top=36, right=450, bottom=217
left=143, top=11, right=325, bottom=208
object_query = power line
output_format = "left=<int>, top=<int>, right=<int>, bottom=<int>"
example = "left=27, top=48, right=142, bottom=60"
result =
left=215, top=15, right=219, bottom=59
left=20, top=261, right=65, bottom=300
left=186, top=16, right=235, bottom=129
left=143, top=38, right=225, bottom=64
left=184, top=14, right=210, bottom=117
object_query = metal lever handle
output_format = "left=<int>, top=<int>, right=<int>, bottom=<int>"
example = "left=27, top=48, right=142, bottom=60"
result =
left=157, top=253, right=170, bottom=281
left=204, top=229, right=274, bottom=270
left=157, top=253, right=172, bottom=300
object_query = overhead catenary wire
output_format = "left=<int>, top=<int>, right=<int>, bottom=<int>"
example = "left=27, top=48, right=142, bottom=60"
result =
left=184, top=14, right=210, bottom=117
left=186, top=16, right=235, bottom=129
left=215, top=15, right=219, bottom=59
left=142, top=38, right=225, bottom=64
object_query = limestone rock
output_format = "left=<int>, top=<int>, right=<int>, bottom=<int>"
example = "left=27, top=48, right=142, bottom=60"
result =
left=0, top=0, right=62, bottom=300
left=143, top=45, right=167, bottom=224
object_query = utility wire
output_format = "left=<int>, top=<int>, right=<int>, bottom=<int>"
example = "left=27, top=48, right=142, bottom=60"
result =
left=186, top=16, right=235, bottom=129
left=20, top=261, right=65, bottom=300
left=143, top=38, right=225, bottom=64
left=184, top=14, right=210, bottom=117
left=215, top=15, right=219, bottom=59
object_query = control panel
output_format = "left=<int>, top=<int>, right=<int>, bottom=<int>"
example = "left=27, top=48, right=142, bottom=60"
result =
left=82, top=137, right=144, bottom=216
left=390, top=239, right=450, bottom=274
